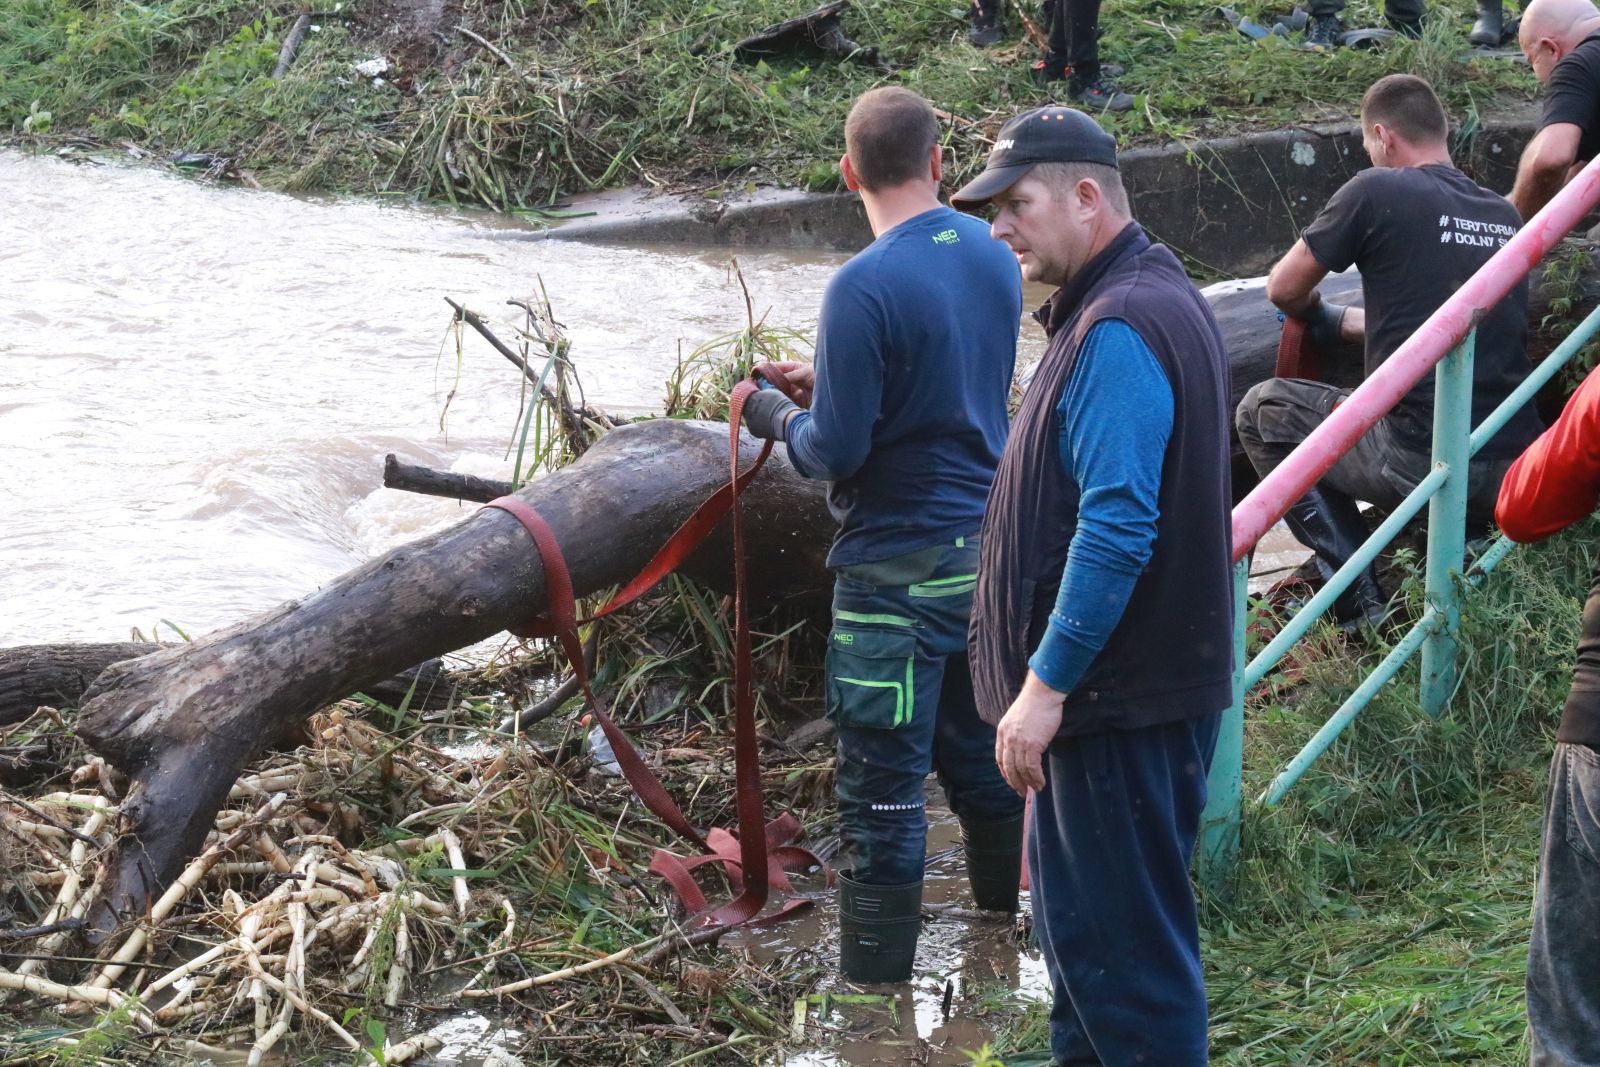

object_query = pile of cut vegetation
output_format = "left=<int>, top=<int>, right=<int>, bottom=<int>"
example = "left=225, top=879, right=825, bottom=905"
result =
left=1, top=673, right=833, bottom=1066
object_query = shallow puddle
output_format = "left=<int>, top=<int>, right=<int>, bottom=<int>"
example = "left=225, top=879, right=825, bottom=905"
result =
left=729, top=789, right=1051, bottom=1067
left=387, top=785, right=1050, bottom=1067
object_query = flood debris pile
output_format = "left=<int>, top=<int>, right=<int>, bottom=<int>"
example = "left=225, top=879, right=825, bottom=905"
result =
left=0, top=668, right=834, bottom=1065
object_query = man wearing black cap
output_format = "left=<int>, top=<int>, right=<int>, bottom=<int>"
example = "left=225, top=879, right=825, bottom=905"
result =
left=952, top=106, right=1232, bottom=1064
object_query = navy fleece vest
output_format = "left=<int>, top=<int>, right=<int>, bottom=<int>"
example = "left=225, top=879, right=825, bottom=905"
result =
left=969, top=224, right=1234, bottom=736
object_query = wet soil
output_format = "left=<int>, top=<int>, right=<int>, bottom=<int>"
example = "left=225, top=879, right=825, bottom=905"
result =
left=400, top=783, right=1051, bottom=1067
left=736, top=789, right=1049, bottom=1067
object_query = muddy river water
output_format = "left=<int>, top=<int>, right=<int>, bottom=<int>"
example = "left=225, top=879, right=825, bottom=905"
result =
left=2, top=149, right=1304, bottom=1064
left=2, top=150, right=861, bottom=645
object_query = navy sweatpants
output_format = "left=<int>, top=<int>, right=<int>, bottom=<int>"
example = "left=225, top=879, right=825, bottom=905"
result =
left=1029, top=712, right=1221, bottom=1066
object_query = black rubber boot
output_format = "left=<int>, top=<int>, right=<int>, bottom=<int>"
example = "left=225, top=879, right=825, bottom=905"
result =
left=1469, top=0, right=1504, bottom=44
left=838, top=870, right=923, bottom=984
left=1281, top=486, right=1387, bottom=629
left=969, top=0, right=1005, bottom=45
left=960, top=812, right=1023, bottom=913
left=1387, top=13, right=1424, bottom=36
left=1304, top=13, right=1342, bottom=49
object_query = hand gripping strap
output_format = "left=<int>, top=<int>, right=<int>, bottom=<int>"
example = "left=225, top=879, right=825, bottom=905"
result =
left=1275, top=314, right=1322, bottom=381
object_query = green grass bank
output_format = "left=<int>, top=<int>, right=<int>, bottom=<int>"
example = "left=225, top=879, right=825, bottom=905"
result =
left=1, top=0, right=1541, bottom=211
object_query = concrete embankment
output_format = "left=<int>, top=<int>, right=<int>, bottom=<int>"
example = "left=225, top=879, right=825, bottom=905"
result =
left=523, top=106, right=1541, bottom=276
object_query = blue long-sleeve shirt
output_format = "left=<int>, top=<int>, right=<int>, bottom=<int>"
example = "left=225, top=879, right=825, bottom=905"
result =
left=1028, top=319, right=1175, bottom=694
left=784, top=206, right=1022, bottom=567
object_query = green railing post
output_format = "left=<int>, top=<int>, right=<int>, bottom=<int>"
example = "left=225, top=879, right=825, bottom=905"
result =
left=1198, top=556, right=1249, bottom=897
left=1419, top=330, right=1475, bottom=718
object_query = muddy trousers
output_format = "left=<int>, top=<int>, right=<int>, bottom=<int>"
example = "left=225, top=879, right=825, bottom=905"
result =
left=1528, top=743, right=1600, bottom=1066
left=1030, top=713, right=1221, bottom=1066
left=827, top=537, right=1023, bottom=887
left=1235, top=378, right=1512, bottom=535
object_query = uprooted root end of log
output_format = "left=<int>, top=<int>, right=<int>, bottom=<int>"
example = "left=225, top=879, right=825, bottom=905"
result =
left=2, top=698, right=822, bottom=1063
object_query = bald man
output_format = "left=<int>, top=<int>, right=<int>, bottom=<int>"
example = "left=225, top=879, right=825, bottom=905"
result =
left=1510, top=0, right=1600, bottom=219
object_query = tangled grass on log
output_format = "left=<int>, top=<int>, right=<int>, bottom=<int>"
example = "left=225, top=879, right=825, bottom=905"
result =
left=0, top=677, right=832, bottom=1065
left=663, top=258, right=815, bottom=422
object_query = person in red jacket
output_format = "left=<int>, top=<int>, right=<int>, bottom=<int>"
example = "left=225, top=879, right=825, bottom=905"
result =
left=1496, top=366, right=1600, bottom=1066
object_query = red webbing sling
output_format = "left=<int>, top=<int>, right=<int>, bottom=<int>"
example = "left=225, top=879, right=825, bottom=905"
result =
left=1275, top=313, right=1322, bottom=381
left=483, top=364, right=829, bottom=928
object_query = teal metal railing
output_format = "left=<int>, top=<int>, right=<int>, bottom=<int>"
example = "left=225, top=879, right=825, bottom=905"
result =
left=1195, top=155, right=1600, bottom=893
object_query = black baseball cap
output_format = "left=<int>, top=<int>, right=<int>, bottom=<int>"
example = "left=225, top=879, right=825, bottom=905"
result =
left=950, top=106, right=1119, bottom=212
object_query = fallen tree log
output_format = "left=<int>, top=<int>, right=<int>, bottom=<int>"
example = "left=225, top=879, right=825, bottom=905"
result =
left=0, top=644, right=454, bottom=727
left=76, top=419, right=832, bottom=930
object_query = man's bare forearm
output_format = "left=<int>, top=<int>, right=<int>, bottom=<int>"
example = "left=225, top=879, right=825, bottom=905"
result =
left=1341, top=306, right=1365, bottom=343
left=1511, top=165, right=1566, bottom=221
left=1265, top=239, right=1329, bottom=317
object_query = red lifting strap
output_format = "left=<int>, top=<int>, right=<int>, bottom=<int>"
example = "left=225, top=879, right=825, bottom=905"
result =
left=482, top=362, right=829, bottom=929
left=1275, top=314, right=1322, bottom=381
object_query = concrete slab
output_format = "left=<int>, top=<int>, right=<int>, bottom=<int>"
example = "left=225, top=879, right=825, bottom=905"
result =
left=514, top=184, right=870, bottom=252
left=508, top=106, right=1542, bottom=277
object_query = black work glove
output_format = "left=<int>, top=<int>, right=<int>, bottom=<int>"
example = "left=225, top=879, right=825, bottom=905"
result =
left=1302, top=295, right=1349, bottom=349
left=742, top=387, right=800, bottom=442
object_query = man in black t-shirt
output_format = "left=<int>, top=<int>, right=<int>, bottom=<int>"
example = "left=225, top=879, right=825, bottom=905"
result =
left=1511, top=0, right=1600, bottom=219
left=1237, top=75, right=1542, bottom=626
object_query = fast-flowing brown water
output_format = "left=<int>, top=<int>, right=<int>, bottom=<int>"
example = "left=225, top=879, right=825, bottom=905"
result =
left=0, top=150, right=864, bottom=645
left=2, top=149, right=1289, bottom=647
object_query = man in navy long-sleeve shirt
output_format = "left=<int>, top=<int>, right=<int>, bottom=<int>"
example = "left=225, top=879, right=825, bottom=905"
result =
left=740, top=87, right=1025, bottom=984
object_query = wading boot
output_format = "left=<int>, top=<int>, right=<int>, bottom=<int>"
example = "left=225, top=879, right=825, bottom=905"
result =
left=960, top=812, right=1024, bottom=913
left=1387, top=13, right=1424, bottom=37
left=1304, top=13, right=1342, bottom=49
left=1470, top=0, right=1504, bottom=44
left=1282, top=487, right=1388, bottom=630
left=838, top=870, right=923, bottom=984
left=969, top=0, right=1005, bottom=46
